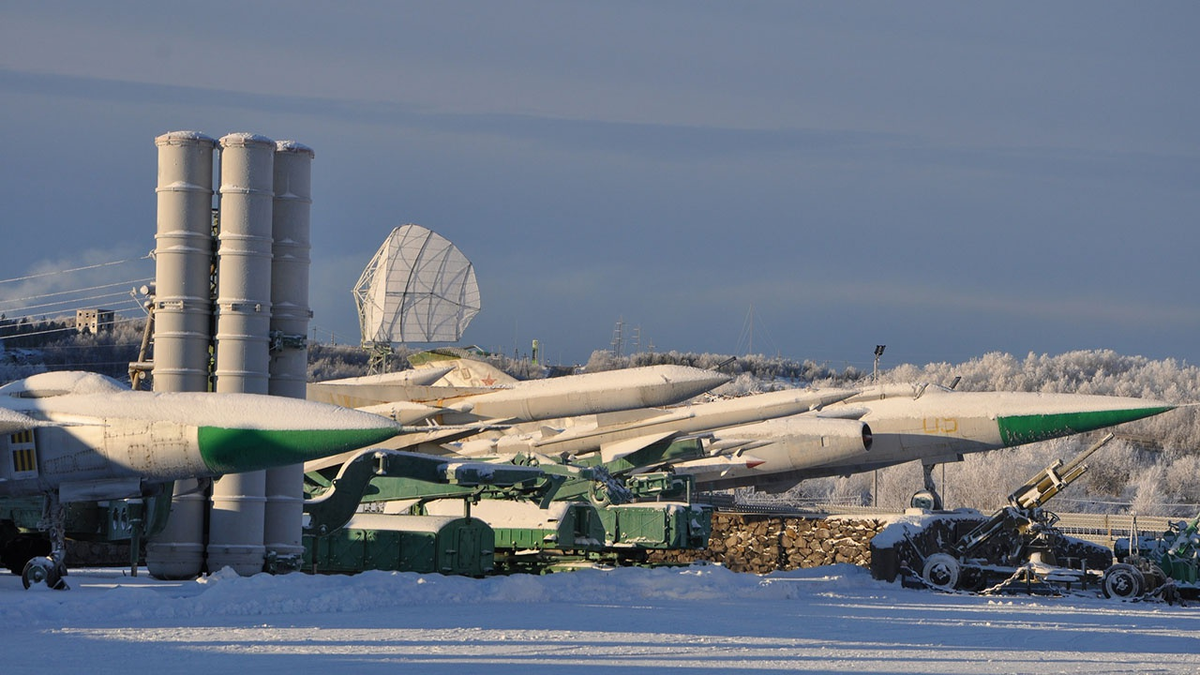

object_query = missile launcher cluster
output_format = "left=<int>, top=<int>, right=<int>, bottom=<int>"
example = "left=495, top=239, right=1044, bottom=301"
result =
left=0, top=130, right=1182, bottom=587
left=295, top=351, right=1178, bottom=578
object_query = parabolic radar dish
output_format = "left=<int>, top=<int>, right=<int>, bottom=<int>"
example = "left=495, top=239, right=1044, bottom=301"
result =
left=353, top=224, right=481, bottom=344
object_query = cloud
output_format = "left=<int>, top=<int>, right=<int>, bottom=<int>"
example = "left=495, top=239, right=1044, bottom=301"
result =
left=0, top=246, right=154, bottom=321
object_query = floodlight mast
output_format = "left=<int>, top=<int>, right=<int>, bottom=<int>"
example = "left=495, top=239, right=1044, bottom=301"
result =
left=353, top=224, right=481, bottom=373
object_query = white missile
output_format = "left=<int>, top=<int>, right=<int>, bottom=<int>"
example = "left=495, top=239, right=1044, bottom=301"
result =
left=442, top=364, right=732, bottom=422
left=305, top=366, right=456, bottom=408
left=309, top=363, right=732, bottom=424
left=453, top=387, right=858, bottom=460
left=0, top=371, right=404, bottom=501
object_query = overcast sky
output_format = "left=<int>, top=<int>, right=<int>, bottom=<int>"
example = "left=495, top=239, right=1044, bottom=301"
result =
left=1, top=2, right=1197, bottom=370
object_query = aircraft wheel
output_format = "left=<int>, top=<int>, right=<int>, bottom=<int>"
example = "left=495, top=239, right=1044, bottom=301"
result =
left=922, top=553, right=961, bottom=591
left=22, top=556, right=66, bottom=590
left=1101, top=563, right=1145, bottom=599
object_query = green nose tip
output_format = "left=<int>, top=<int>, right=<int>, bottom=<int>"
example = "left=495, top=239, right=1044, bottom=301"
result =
left=997, top=406, right=1175, bottom=446
left=198, top=425, right=401, bottom=474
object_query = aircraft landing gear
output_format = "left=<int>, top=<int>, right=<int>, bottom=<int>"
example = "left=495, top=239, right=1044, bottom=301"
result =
left=911, top=462, right=945, bottom=511
left=22, top=556, right=66, bottom=590
left=25, top=494, right=70, bottom=590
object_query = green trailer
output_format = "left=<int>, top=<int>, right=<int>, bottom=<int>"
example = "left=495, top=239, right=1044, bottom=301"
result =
left=305, top=513, right=495, bottom=577
left=598, top=502, right=712, bottom=550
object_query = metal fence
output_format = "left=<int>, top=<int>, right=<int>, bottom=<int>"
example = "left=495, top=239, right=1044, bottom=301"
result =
left=704, top=494, right=1196, bottom=548
left=1052, top=513, right=1182, bottom=547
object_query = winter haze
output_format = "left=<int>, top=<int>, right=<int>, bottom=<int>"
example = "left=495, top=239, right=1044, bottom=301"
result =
left=1, top=3, right=1197, bottom=368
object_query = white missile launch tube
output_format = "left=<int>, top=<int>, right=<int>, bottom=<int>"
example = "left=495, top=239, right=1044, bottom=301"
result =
left=208, top=133, right=275, bottom=576
left=264, top=140, right=314, bottom=571
left=147, top=131, right=216, bottom=580
left=151, top=131, right=215, bottom=393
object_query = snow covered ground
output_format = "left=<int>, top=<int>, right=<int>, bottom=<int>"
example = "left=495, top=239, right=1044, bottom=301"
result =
left=3, top=563, right=1198, bottom=673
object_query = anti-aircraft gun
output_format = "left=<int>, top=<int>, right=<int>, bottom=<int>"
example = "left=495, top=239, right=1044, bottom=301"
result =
left=1104, top=510, right=1200, bottom=601
left=917, top=433, right=1115, bottom=593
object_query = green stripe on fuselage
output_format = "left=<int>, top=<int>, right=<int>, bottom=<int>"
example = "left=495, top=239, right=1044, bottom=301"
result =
left=197, top=426, right=399, bottom=474
left=997, top=407, right=1174, bottom=446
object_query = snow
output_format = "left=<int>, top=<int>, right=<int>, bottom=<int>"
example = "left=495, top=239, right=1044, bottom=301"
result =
left=0, top=371, right=129, bottom=396
left=3, top=563, right=1197, bottom=673
left=274, top=139, right=314, bottom=156
left=219, top=132, right=275, bottom=146
left=1, top=372, right=400, bottom=431
left=155, top=130, right=214, bottom=142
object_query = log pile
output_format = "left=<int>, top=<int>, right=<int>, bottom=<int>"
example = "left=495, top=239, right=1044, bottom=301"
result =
left=647, top=512, right=887, bottom=574
left=66, top=539, right=133, bottom=566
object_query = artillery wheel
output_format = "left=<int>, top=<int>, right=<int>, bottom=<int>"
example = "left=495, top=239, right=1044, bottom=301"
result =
left=22, top=556, right=66, bottom=590
left=1101, top=563, right=1145, bottom=599
left=922, top=553, right=961, bottom=591
left=957, top=565, right=988, bottom=592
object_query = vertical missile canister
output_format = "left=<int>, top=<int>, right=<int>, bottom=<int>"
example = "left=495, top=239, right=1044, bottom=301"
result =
left=151, top=131, right=215, bottom=393
left=264, top=140, right=314, bottom=571
left=213, top=133, right=276, bottom=394
left=208, top=132, right=275, bottom=576
left=146, top=131, right=216, bottom=580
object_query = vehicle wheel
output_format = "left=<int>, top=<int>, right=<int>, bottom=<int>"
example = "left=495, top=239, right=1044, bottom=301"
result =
left=922, top=553, right=961, bottom=591
left=21, top=556, right=66, bottom=590
left=1102, top=563, right=1145, bottom=599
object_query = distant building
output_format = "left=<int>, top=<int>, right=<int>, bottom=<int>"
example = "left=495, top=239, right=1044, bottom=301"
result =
left=76, top=309, right=115, bottom=334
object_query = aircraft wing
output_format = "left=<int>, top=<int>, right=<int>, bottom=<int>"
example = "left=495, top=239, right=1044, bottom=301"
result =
left=815, top=406, right=870, bottom=420
left=0, top=407, right=50, bottom=434
left=701, top=437, right=777, bottom=455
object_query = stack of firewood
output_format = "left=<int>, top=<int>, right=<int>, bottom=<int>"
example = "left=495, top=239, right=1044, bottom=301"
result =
left=648, top=512, right=886, bottom=574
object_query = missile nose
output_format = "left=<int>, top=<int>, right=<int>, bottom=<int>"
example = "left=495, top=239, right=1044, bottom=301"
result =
left=662, top=365, right=731, bottom=388
left=641, top=366, right=732, bottom=406
left=197, top=407, right=403, bottom=474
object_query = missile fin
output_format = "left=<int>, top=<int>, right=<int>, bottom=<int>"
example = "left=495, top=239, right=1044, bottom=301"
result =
left=600, top=431, right=681, bottom=463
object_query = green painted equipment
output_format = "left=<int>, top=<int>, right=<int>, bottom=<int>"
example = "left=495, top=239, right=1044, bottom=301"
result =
left=1107, top=513, right=1200, bottom=601
left=305, top=513, right=494, bottom=576
left=598, top=502, right=712, bottom=550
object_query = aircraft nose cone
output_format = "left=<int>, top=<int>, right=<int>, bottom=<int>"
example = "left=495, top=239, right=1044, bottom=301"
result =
left=197, top=407, right=403, bottom=474
left=996, top=399, right=1175, bottom=446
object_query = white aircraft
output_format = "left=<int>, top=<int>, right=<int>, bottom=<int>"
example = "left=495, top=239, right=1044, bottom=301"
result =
left=0, top=371, right=404, bottom=588
left=676, top=382, right=1177, bottom=506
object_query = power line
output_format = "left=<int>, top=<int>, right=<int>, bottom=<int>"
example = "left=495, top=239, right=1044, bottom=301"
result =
left=0, top=315, right=142, bottom=341
left=0, top=277, right=152, bottom=309
left=0, top=255, right=152, bottom=286
left=2, top=289, right=146, bottom=315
